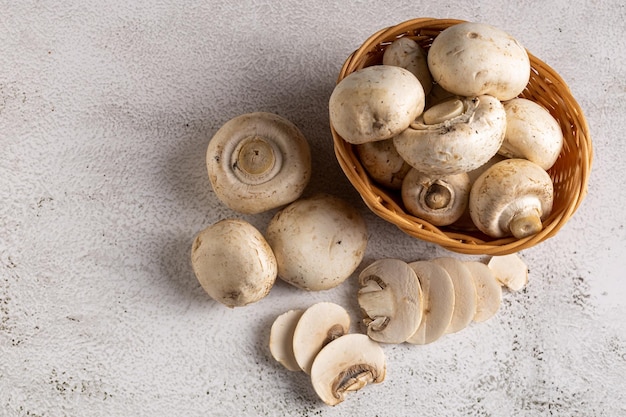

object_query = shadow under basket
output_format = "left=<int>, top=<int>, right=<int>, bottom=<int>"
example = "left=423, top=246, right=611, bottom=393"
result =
left=331, top=18, right=593, bottom=256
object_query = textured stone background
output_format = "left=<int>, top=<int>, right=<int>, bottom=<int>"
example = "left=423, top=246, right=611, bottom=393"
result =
left=1, top=1, right=625, bottom=416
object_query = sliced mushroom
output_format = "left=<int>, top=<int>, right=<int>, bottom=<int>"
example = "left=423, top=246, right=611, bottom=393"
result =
left=355, top=139, right=412, bottom=189
left=266, top=194, right=368, bottom=291
left=469, top=158, right=554, bottom=238
left=357, top=258, right=423, bottom=344
left=406, top=261, right=455, bottom=345
left=401, top=168, right=471, bottom=226
left=269, top=309, right=304, bottom=371
left=464, top=261, right=502, bottom=322
left=382, top=37, right=433, bottom=95
left=292, top=302, right=351, bottom=374
left=329, top=65, right=425, bottom=144
left=431, top=257, right=477, bottom=334
left=501, top=98, right=564, bottom=170
left=310, top=333, right=386, bottom=406
left=191, top=218, right=277, bottom=308
left=487, top=253, right=529, bottom=291
left=427, top=22, right=531, bottom=101
left=393, top=96, right=506, bottom=176
left=206, top=112, right=311, bottom=214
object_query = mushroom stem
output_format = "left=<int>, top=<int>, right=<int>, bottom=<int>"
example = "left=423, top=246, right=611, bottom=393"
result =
left=424, top=182, right=452, bottom=210
left=357, top=279, right=394, bottom=326
left=231, top=135, right=282, bottom=185
left=509, top=208, right=543, bottom=238
left=423, top=99, right=464, bottom=125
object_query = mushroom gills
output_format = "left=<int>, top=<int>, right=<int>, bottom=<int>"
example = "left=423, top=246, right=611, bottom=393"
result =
left=310, top=333, right=386, bottom=406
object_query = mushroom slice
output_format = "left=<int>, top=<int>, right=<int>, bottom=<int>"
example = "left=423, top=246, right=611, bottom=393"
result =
left=464, top=261, right=502, bottom=322
left=292, top=302, right=351, bottom=374
left=329, top=65, right=426, bottom=144
left=269, top=309, right=304, bottom=371
left=431, top=257, right=477, bottom=334
left=401, top=169, right=471, bottom=226
left=406, top=261, right=455, bottom=345
left=393, top=95, right=506, bottom=176
left=487, top=253, right=529, bottom=291
left=357, top=258, right=423, bottom=344
left=310, top=333, right=386, bottom=406
left=206, top=112, right=311, bottom=214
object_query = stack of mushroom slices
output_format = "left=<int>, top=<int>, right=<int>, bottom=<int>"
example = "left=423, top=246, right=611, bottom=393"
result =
left=269, top=302, right=386, bottom=406
left=356, top=254, right=528, bottom=345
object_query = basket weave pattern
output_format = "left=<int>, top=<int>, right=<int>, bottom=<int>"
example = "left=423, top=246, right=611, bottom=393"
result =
left=331, top=18, right=593, bottom=255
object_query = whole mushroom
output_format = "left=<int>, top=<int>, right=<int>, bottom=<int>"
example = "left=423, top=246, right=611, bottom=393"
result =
left=401, top=168, right=471, bottom=226
left=265, top=194, right=368, bottom=291
left=206, top=112, right=311, bottom=214
left=427, top=21, right=531, bottom=101
left=191, top=219, right=277, bottom=307
left=382, top=37, right=433, bottom=95
left=393, top=96, right=506, bottom=176
left=329, top=65, right=425, bottom=144
left=355, top=139, right=411, bottom=190
left=500, top=98, right=564, bottom=170
left=469, top=158, right=554, bottom=238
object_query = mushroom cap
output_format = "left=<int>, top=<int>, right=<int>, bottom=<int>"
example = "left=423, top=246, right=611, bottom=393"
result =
left=393, top=95, right=506, bottom=176
left=382, top=37, right=433, bottom=95
left=427, top=22, right=530, bottom=101
left=206, top=112, right=311, bottom=214
left=269, top=309, right=304, bottom=371
left=357, top=258, right=423, bottom=344
left=501, top=98, right=564, bottom=170
left=292, top=302, right=351, bottom=374
left=469, top=158, right=554, bottom=238
left=355, top=139, right=411, bottom=190
left=190, top=219, right=277, bottom=307
left=401, top=169, right=471, bottom=226
left=310, top=333, right=386, bottom=406
left=329, top=65, right=425, bottom=144
left=265, top=194, right=368, bottom=291
left=464, top=261, right=502, bottom=322
left=406, top=261, right=455, bottom=345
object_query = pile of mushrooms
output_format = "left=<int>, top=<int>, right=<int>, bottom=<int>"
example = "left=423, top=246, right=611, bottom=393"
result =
left=269, top=302, right=386, bottom=406
left=356, top=253, right=529, bottom=345
left=192, top=112, right=369, bottom=307
left=330, top=21, right=563, bottom=238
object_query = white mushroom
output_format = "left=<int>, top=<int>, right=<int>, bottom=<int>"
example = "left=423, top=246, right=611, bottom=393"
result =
left=310, top=333, right=386, bottom=406
left=487, top=253, right=529, bottom=291
left=357, top=258, right=423, bottom=344
left=464, top=261, right=502, bottom=322
left=382, top=37, right=433, bottom=95
left=469, top=158, right=554, bottom=238
left=427, top=22, right=531, bottom=101
left=406, top=261, right=455, bottom=345
left=292, top=302, right=351, bottom=374
left=206, top=112, right=311, bottom=214
left=355, top=139, right=411, bottom=189
left=401, top=168, right=471, bottom=226
left=501, top=98, right=564, bottom=170
left=329, top=65, right=425, bottom=144
left=265, top=194, right=368, bottom=291
left=393, top=95, right=506, bottom=176
left=190, top=219, right=277, bottom=308
left=431, top=257, right=477, bottom=334
left=269, top=309, right=304, bottom=371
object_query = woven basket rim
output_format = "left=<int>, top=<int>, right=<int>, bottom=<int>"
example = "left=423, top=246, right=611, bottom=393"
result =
left=332, top=17, right=593, bottom=255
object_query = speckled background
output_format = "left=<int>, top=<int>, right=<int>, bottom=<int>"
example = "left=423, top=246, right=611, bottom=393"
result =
left=1, top=1, right=625, bottom=416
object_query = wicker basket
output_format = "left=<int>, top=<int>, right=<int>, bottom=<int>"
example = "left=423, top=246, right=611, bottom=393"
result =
left=331, top=18, right=592, bottom=255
